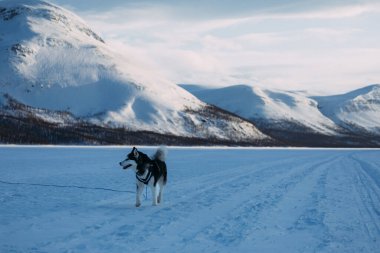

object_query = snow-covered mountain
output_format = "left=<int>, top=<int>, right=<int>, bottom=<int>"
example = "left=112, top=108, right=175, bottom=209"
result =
left=1, top=0, right=377, bottom=146
left=0, top=0, right=269, bottom=144
left=313, top=84, right=380, bottom=134
left=182, top=84, right=340, bottom=135
left=182, top=84, right=380, bottom=146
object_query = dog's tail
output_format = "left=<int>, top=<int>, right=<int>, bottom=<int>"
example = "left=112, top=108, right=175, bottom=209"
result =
left=153, top=146, right=167, bottom=162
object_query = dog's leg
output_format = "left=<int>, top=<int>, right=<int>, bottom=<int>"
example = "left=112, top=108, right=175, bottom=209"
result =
left=150, top=185, right=158, bottom=206
left=157, top=180, right=164, bottom=204
left=136, top=182, right=144, bottom=207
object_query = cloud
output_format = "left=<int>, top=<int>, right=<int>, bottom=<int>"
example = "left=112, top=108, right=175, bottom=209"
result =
left=54, top=0, right=380, bottom=20
left=253, top=2, right=380, bottom=20
left=74, top=1, right=380, bottom=94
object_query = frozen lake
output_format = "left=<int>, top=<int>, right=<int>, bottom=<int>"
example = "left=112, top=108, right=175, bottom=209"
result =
left=1, top=146, right=380, bottom=253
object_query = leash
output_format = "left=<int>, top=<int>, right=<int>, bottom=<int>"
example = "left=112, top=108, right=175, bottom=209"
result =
left=0, top=180, right=135, bottom=194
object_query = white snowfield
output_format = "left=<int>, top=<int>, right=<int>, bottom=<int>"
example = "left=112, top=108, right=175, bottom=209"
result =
left=1, top=146, right=380, bottom=253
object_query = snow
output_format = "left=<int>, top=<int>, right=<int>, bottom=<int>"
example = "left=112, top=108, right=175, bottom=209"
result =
left=182, top=84, right=380, bottom=136
left=182, top=84, right=340, bottom=135
left=1, top=146, right=380, bottom=252
left=0, top=0, right=201, bottom=122
left=1, top=0, right=267, bottom=141
left=314, top=84, right=380, bottom=133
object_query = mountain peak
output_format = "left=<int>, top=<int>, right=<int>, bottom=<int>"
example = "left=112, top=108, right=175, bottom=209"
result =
left=0, top=0, right=113, bottom=92
left=0, top=0, right=105, bottom=43
left=1, top=0, right=269, bottom=143
left=341, top=84, right=380, bottom=99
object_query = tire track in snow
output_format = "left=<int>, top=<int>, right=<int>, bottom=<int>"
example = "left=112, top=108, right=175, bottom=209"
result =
left=283, top=164, right=331, bottom=253
left=186, top=155, right=341, bottom=251
left=39, top=153, right=334, bottom=252
left=300, top=153, right=380, bottom=253
left=167, top=153, right=322, bottom=199
left=282, top=153, right=380, bottom=253
left=137, top=155, right=342, bottom=252
left=350, top=155, right=380, bottom=245
left=101, top=155, right=320, bottom=251
left=33, top=154, right=290, bottom=251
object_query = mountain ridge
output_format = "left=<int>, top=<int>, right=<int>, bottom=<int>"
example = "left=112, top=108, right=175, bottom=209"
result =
left=313, top=84, right=380, bottom=134
left=0, top=0, right=271, bottom=145
left=181, top=83, right=380, bottom=147
left=1, top=0, right=378, bottom=146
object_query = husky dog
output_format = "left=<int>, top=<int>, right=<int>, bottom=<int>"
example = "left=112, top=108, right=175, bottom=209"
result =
left=119, top=147, right=167, bottom=207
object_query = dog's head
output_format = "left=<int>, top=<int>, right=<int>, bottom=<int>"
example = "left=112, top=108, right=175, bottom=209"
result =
left=119, top=147, right=139, bottom=170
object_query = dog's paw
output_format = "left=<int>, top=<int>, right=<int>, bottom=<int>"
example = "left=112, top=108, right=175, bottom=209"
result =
left=135, top=203, right=141, bottom=207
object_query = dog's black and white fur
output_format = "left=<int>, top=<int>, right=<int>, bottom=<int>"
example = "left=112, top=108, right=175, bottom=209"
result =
left=119, top=147, right=167, bottom=207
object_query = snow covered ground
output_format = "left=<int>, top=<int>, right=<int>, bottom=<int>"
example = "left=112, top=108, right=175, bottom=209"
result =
left=1, top=146, right=380, bottom=253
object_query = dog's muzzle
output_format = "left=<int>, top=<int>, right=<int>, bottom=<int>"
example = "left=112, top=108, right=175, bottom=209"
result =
left=119, top=160, right=133, bottom=169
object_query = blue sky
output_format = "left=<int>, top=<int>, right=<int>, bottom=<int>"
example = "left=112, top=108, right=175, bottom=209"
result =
left=33, top=1, right=380, bottom=93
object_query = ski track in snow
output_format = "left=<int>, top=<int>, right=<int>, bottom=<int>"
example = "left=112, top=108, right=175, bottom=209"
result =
left=0, top=147, right=380, bottom=253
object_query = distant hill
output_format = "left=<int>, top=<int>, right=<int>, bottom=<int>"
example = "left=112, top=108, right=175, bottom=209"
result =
left=181, top=84, right=380, bottom=147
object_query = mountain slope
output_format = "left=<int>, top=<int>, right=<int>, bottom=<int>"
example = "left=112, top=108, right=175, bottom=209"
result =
left=182, top=84, right=380, bottom=146
left=182, top=85, right=340, bottom=134
left=313, top=84, right=380, bottom=134
left=0, top=0, right=270, bottom=144
left=0, top=0, right=195, bottom=118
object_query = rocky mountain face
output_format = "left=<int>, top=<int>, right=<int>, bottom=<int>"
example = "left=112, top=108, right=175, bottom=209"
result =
left=0, top=0, right=271, bottom=145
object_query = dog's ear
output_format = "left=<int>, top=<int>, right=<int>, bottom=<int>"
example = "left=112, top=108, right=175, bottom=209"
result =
left=133, top=147, right=139, bottom=157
